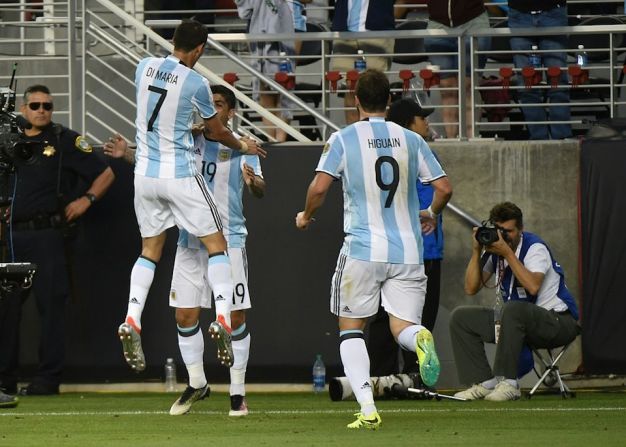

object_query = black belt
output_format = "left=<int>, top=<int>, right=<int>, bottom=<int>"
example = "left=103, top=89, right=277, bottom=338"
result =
left=11, top=214, right=64, bottom=231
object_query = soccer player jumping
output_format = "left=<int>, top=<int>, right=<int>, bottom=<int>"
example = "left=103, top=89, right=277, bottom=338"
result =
left=118, top=19, right=265, bottom=373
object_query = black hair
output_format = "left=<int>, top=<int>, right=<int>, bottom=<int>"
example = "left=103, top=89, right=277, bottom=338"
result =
left=489, top=202, right=524, bottom=229
left=211, top=85, right=237, bottom=110
left=355, top=69, right=389, bottom=113
left=173, top=19, right=208, bottom=52
left=23, top=84, right=51, bottom=101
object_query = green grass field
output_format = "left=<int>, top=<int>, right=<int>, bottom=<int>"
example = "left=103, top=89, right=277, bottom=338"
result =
left=1, top=391, right=625, bottom=446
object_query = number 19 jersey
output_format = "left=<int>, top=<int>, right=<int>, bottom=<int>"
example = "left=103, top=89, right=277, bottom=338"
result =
left=134, top=55, right=217, bottom=179
left=316, top=116, right=445, bottom=264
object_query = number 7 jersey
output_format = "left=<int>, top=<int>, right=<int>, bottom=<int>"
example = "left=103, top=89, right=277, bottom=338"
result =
left=134, top=55, right=217, bottom=179
left=316, top=116, right=446, bottom=264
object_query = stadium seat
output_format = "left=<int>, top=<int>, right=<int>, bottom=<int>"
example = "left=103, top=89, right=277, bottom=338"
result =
left=393, top=20, right=428, bottom=65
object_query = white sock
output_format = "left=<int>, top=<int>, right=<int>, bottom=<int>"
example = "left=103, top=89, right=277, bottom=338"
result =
left=481, top=377, right=498, bottom=389
left=126, top=257, right=156, bottom=329
left=397, top=324, right=425, bottom=352
left=230, top=326, right=250, bottom=396
left=339, top=333, right=377, bottom=417
left=177, top=323, right=206, bottom=389
left=207, top=253, right=233, bottom=328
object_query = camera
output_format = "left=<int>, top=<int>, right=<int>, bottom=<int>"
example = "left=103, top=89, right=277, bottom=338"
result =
left=0, top=87, right=38, bottom=167
left=475, top=221, right=500, bottom=246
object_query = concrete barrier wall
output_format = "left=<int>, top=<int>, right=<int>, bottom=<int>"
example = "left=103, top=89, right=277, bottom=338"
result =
left=15, top=139, right=581, bottom=387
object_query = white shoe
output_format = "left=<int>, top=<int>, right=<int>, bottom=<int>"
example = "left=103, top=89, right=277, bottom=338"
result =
left=229, top=394, right=249, bottom=417
left=454, top=383, right=493, bottom=400
left=484, top=381, right=521, bottom=401
left=169, top=383, right=210, bottom=415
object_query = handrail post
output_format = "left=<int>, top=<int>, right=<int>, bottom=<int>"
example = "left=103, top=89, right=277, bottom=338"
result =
left=458, top=34, right=467, bottom=139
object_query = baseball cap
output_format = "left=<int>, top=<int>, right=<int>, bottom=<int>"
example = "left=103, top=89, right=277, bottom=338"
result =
left=387, top=98, right=434, bottom=128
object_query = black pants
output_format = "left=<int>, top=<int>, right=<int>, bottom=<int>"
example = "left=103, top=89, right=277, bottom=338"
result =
left=0, top=228, right=69, bottom=388
left=368, top=260, right=441, bottom=376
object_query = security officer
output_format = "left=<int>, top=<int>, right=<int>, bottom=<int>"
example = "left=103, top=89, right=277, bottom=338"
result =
left=0, top=84, right=114, bottom=396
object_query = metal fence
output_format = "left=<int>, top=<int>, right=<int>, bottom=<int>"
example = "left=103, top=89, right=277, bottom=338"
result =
left=2, top=0, right=626, bottom=142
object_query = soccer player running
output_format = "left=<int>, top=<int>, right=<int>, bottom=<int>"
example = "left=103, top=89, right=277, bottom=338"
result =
left=118, top=19, right=265, bottom=373
left=106, top=85, right=264, bottom=416
left=295, top=69, right=452, bottom=430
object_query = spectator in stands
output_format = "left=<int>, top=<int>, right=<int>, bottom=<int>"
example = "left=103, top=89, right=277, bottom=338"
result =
left=235, top=0, right=295, bottom=142
left=508, top=1, right=572, bottom=140
left=330, top=0, right=395, bottom=125
left=288, top=0, right=313, bottom=55
left=394, top=0, right=428, bottom=20
left=425, top=0, right=491, bottom=138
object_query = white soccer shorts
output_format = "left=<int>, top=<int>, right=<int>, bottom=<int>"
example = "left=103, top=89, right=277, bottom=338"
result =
left=169, top=246, right=251, bottom=310
left=134, top=173, right=222, bottom=238
left=330, top=254, right=427, bottom=323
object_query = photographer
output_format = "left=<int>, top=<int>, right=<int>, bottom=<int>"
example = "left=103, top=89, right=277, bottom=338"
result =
left=450, top=202, right=579, bottom=401
left=0, top=85, right=114, bottom=396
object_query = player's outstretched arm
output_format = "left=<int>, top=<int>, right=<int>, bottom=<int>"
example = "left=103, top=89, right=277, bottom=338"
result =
left=104, top=133, right=136, bottom=165
left=204, top=115, right=267, bottom=158
left=419, top=175, right=452, bottom=234
left=295, top=172, right=334, bottom=230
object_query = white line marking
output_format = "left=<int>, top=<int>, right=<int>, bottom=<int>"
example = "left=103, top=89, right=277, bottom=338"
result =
left=2, top=407, right=625, bottom=417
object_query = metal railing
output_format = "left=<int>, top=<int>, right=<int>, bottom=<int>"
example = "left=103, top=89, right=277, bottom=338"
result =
left=3, top=1, right=626, bottom=142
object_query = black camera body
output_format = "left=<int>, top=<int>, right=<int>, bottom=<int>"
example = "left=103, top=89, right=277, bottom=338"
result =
left=475, top=221, right=500, bottom=246
left=0, top=88, right=37, bottom=167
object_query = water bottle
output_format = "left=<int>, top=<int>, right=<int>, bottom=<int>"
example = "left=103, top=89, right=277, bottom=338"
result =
left=312, top=354, right=326, bottom=393
left=576, top=44, right=588, bottom=68
left=493, top=289, right=504, bottom=344
left=164, top=358, right=177, bottom=392
left=354, top=49, right=367, bottom=72
left=528, top=45, right=541, bottom=69
left=278, top=51, right=293, bottom=74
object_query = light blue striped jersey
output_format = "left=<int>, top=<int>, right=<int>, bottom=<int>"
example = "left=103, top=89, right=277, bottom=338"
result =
left=347, top=0, right=369, bottom=31
left=178, top=133, right=263, bottom=249
left=134, top=55, right=217, bottom=179
left=316, top=116, right=445, bottom=264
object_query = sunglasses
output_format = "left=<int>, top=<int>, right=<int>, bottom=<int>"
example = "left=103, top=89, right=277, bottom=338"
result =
left=27, top=102, right=53, bottom=111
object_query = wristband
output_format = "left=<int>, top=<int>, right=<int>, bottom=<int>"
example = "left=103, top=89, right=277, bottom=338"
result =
left=239, top=140, right=249, bottom=154
left=427, top=205, right=439, bottom=219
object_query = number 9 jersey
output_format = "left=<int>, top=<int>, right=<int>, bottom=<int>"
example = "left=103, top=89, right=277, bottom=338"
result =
left=316, top=116, right=445, bottom=264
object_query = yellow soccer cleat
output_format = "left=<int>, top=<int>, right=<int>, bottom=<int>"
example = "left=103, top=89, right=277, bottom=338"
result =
left=346, top=411, right=382, bottom=430
left=416, top=328, right=441, bottom=387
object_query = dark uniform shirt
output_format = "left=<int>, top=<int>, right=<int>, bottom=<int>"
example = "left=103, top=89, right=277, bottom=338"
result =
left=11, top=123, right=107, bottom=223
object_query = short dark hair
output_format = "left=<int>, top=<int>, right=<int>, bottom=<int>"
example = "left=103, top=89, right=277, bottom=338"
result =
left=355, top=69, right=389, bottom=113
left=211, top=85, right=236, bottom=110
left=173, top=19, right=208, bottom=52
left=23, top=84, right=51, bottom=101
left=386, top=98, right=433, bottom=128
left=489, top=202, right=524, bottom=229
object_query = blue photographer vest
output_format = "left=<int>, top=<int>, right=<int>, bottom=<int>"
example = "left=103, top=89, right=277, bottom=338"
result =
left=491, top=232, right=579, bottom=319
left=490, top=232, right=579, bottom=378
